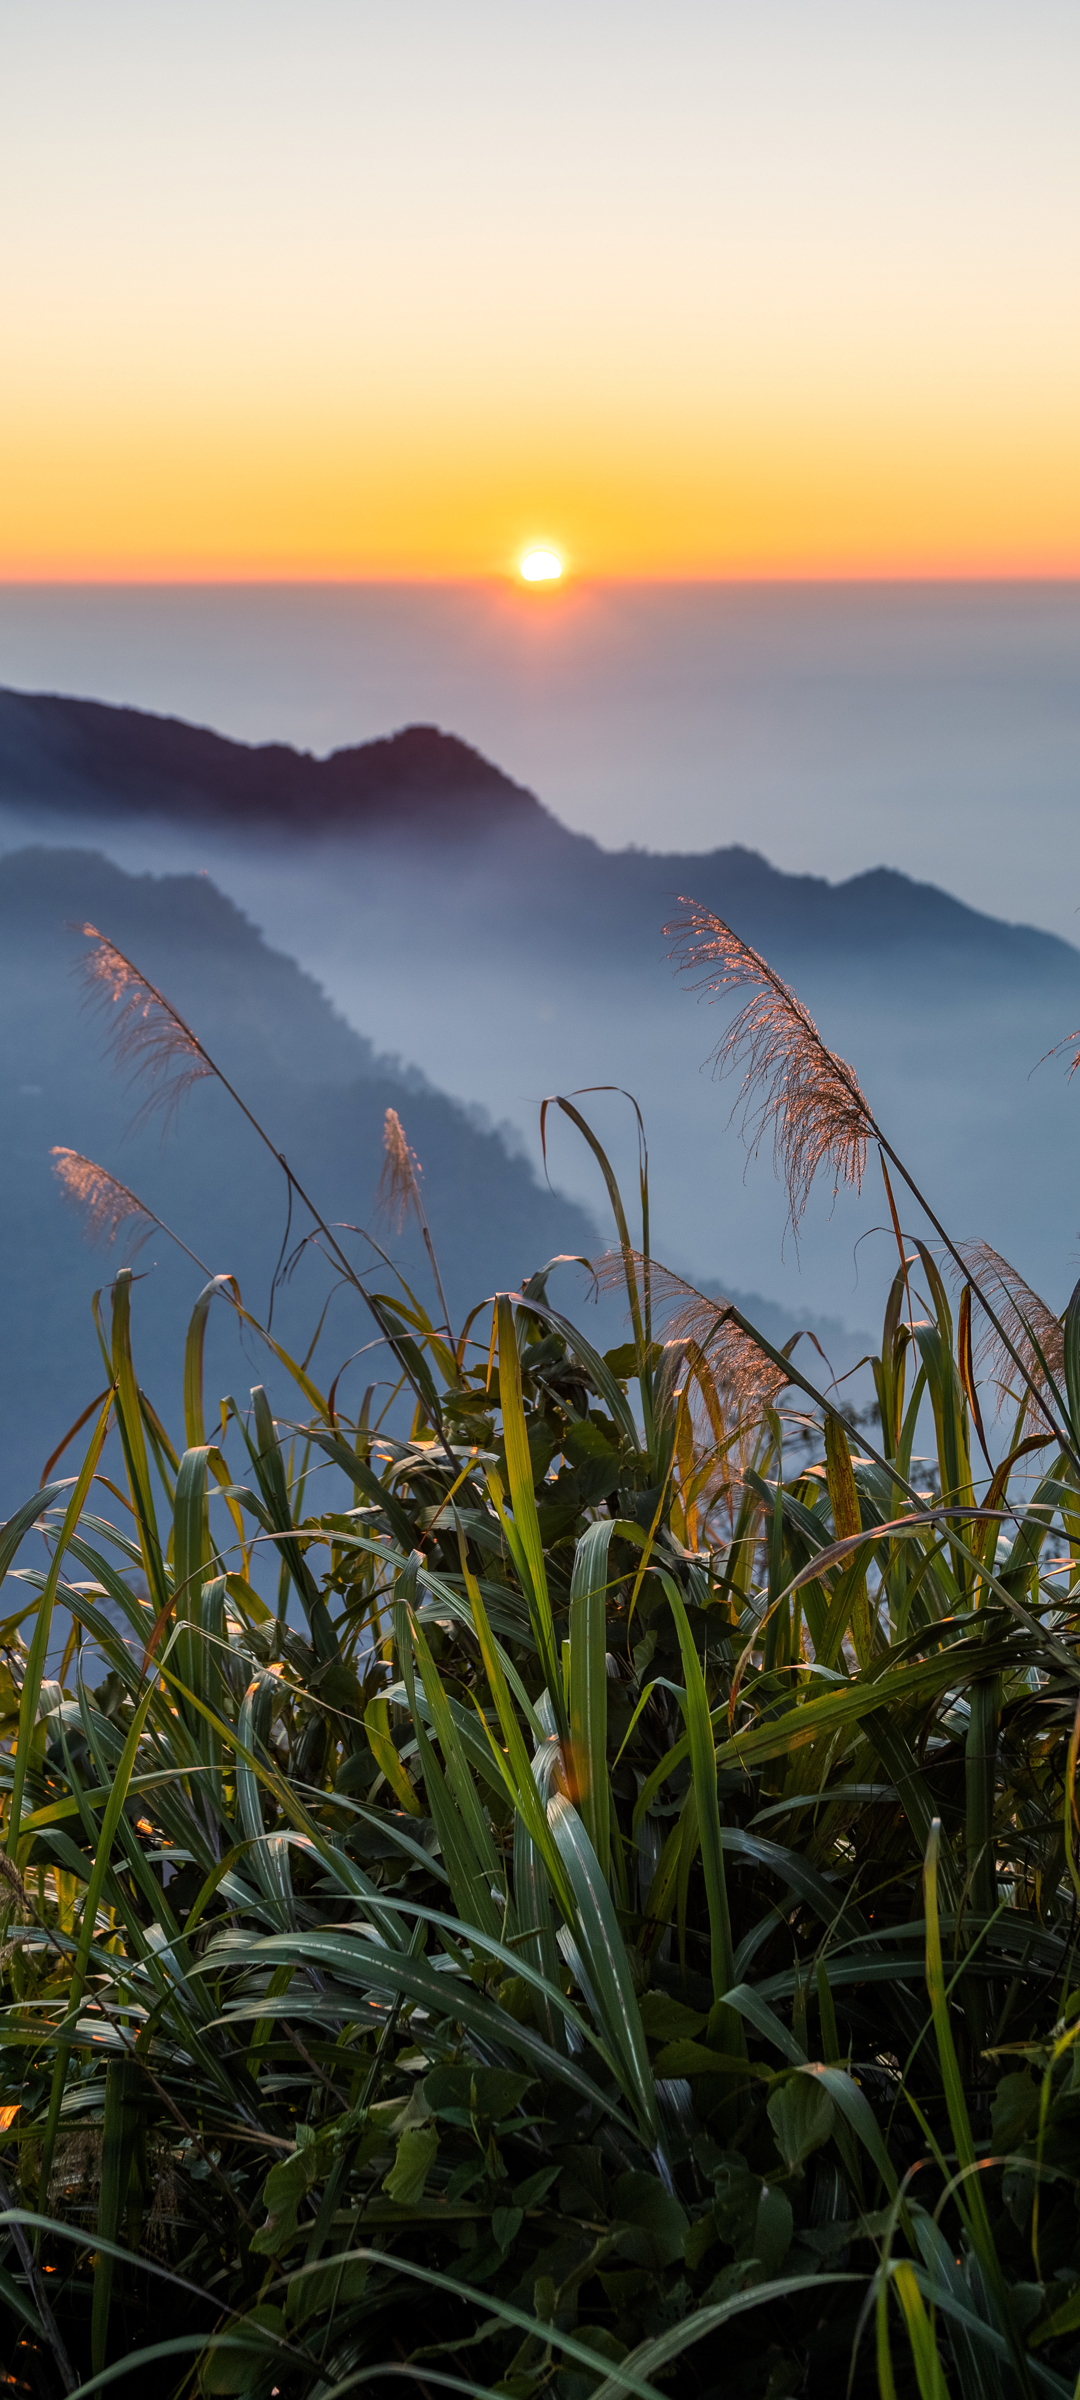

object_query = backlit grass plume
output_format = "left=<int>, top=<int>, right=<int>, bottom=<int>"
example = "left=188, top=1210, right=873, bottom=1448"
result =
left=377, top=1106, right=423, bottom=1233
left=50, top=1148, right=157, bottom=1254
left=666, top=901, right=872, bottom=1226
left=377, top=1104, right=451, bottom=1333
left=51, top=1149, right=217, bottom=1287
left=594, top=1246, right=789, bottom=1414
left=957, top=1238, right=1066, bottom=1429
left=668, top=898, right=1080, bottom=1468
left=70, top=926, right=458, bottom=1447
left=77, top=924, right=213, bottom=1128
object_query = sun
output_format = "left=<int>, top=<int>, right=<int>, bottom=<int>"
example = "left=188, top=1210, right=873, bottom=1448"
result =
left=519, top=548, right=563, bottom=583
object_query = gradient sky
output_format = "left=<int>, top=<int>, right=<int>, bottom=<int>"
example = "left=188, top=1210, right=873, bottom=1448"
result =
left=2, top=0, right=1078, bottom=579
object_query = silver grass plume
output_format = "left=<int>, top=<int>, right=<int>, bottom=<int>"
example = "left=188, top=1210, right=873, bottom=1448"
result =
left=956, top=1239, right=1065, bottom=1431
left=666, top=902, right=873, bottom=1227
left=77, top=924, right=213, bottom=1128
left=1043, top=1025, right=1080, bottom=1082
left=593, top=1247, right=789, bottom=1414
left=377, top=1107, right=423, bottom=1232
left=376, top=1107, right=452, bottom=1331
left=71, top=932, right=459, bottom=1438
left=51, top=1149, right=156, bottom=1253
left=51, top=1149, right=214, bottom=1283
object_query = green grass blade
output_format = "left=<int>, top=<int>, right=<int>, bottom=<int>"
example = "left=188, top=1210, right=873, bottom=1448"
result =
left=588, top=2273, right=863, bottom=2400
left=6, top=1394, right=112, bottom=1861
left=546, top=1790, right=658, bottom=2145
left=172, top=1443, right=210, bottom=1704
left=495, top=1295, right=562, bottom=1721
left=661, top=1572, right=742, bottom=2050
left=396, top=1595, right=504, bottom=1941
left=568, top=1520, right=614, bottom=1875
left=108, top=1268, right=169, bottom=1619
left=891, top=2259, right=952, bottom=2400
left=90, top=2057, right=139, bottom=2374
left=924, top=1818, right=1035, bottom=2398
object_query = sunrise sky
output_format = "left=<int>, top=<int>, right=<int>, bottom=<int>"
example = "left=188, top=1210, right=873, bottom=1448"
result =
left=2, top=0, right=1077, bottom=581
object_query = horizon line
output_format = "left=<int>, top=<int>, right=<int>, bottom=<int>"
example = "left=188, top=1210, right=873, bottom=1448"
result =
left=2, top=567, right=1080, bottom=590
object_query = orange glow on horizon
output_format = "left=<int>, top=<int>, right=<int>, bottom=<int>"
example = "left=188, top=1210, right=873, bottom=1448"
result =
left=3, top=412, right=1078, bottom=585
left=3, top=377, right=1078, bottom=585
left=3, top=9, right=1078, bottom=587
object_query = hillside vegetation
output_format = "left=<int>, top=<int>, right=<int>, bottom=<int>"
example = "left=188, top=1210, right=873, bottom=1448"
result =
left=4, top=907, right=1080, bottom=2396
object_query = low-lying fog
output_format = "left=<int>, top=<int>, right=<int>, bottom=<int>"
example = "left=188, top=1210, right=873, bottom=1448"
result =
left=3, top=794, right=1078, bottom=1352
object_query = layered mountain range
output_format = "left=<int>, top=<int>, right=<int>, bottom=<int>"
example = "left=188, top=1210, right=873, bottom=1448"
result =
left=0, top=682, right=1069, bottom=975
left=2, top=681, right=1078, bottom=1510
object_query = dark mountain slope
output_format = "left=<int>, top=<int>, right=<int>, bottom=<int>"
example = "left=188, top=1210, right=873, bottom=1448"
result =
left=0, top=846, right=603, bottom=1511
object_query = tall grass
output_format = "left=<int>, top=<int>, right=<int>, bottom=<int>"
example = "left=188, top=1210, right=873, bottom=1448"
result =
left=3, top=915, right=1080, bottom=2396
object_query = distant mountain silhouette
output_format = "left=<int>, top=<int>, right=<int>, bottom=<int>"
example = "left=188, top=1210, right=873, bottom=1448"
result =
left=0, top=689, right=541, bottom=834
left=1, top=683, right=1074, bottom=984
left=3, top=684, right=1078, bottom=1404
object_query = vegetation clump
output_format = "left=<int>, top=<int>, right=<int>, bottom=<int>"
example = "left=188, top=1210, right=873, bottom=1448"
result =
left=4, top=914, right=1080, bottom=2397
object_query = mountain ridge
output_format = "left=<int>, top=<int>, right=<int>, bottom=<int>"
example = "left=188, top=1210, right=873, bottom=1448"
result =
left=0, top=687, right=543, bottom=834
left=1, top=682, right=1075, bottom=975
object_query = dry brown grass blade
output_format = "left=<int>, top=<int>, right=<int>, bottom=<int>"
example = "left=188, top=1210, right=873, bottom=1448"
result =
left=377, top=1107, right=423, bottom=1232
left=76, top=923, right=213, bottom=1128
left=592, top=1246, right=789, bottom=1412
left=666, top=900, right=873, bottom=1226
left=50, top=1149, right=156, bottom=1252
left=954, top=1239, right=1065, bottom=1431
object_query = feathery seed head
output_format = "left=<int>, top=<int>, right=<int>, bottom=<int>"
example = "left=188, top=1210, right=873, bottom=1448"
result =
left=51, top=1149, right=155, bottom=1253
left=667, top=901, right=873, bottom=1227
left=593, top=1247, right=789, bottom=1414
left=955, top=1240, right=1064, bottom=1430
left=77, top=924, right=212, bottom=1128
left=377, top=1107, right=423, bottom=1232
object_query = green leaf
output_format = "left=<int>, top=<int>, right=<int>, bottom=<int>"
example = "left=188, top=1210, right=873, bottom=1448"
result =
left=250, top=2143, right=320, bottom=2256
left=200, top=2305, right=287, bottom=2394
left=638, top=1992, right=707, bottom=2044
left=611, top=2170, right=689, bottom=2270
left=990, top=2070, right=1040, bottom=2152
left=286, top=2259, right=369, bottom=2325
left=751, top=2185, right=794, bottom=2278
left=423, top=2066, right=536, bottom=2125
left=383, top=2122, right=438, bottom=2205
left=767, top=2074, right=835, bottom=2172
